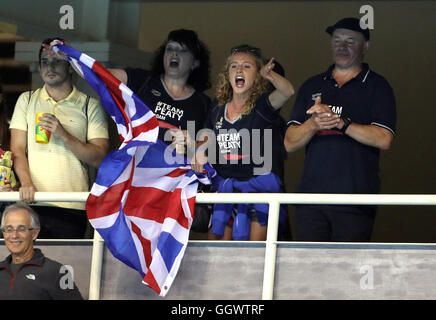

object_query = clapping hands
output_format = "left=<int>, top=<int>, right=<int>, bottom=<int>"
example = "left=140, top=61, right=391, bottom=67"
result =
left=306, top=96, right=340, bottom=130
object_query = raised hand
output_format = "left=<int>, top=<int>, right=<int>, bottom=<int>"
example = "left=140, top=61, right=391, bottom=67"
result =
left=38, top=113, right=67, bottom=140
left=168, top=129, right=189, bottom=145
left=191, top=148, right=208, bottom=173
left=260, top=57, right=276, bottom=81
left=41, top=40, right=69, bottom=61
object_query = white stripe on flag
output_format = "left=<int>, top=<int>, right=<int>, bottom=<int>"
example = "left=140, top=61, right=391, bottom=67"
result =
left=148, top=251, right=169, bottom=294
left=112, top=116, right=128, bottom=139
left=121, top=89, right=136, bottom=119
left=180, top=182, right=197, bottom=221
left=179, top=176, right=198, bottom=200
left=127, top=216, right=160, bottom=256
left=90, top=183, right=108, bottom=197
left=124, top=216, right=153, bottom=275
left=89, top=211, right=120, bottom=229
left=121, top=90, right=141, bottom=126
left=132, top=166, right=185, bottom=179
left=70, top=59, right=85, bottom=78
left=161, top=244, right=188, bottom=297
left=132, top=128, right=159, bottom=143
left=161, top=217, right=191, bottom=245
left=120, top=189, right=130, bottom=208
left=131, top=111, right=155, bottom=129
left=131, top=175, right=187, bottom=192
left=119, top=83, right=134, bottom=97
left=124, top=122, right=133, bottom=142
left=79, top=53, right=96, bottom=68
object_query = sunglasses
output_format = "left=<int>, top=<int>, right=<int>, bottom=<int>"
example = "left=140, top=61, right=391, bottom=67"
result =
left=230, top=45, right=262, bottom=58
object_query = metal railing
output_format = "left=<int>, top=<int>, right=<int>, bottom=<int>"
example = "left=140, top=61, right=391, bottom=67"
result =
left=1, top=192, right=436, bottom=300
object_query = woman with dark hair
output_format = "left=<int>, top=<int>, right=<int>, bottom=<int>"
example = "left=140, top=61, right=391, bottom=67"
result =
left=192, top=45, right=295, bottom=241
left=109, top=29, right=212, bottom=148
left=148, top=30, right=211, bottom=93
left=48, top=29, right=211, bottom=150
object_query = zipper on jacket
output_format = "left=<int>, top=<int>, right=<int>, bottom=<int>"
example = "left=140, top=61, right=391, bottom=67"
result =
left=0, top=266, right=13, bottom=289
left=9, top=263, right=41, bottom=290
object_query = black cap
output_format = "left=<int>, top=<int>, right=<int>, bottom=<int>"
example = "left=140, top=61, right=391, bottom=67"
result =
left=326, top=17, right=370, bottom=41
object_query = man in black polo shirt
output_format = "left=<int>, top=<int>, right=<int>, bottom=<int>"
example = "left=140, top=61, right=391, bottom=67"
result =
left=284, top=17, right=396, bottom=242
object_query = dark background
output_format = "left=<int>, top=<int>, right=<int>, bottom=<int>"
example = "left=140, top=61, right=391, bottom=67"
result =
left=0, top=0, right=435, bottom=242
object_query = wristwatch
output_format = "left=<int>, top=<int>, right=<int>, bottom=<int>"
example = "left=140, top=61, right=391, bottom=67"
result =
left=340, top=116, right=352, bottom=134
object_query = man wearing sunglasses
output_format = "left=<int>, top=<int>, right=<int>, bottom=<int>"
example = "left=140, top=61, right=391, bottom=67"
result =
left=0, top=202, right=83, bottom=299
left=284, top=18, right=396, bottom=242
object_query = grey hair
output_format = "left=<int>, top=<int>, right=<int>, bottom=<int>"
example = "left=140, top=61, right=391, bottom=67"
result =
left=1, top=201, right=41, bottom=230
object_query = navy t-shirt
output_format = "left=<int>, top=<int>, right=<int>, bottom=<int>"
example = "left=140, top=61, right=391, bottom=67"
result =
left=125, top=68, right=211, bottom=144
left=205, top=94, right=286, bottom=181
left=288, top=64, right=396, bottom=212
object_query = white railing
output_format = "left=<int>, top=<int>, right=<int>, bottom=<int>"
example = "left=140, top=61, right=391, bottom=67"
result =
left=1, top=192, right=436, bottom=300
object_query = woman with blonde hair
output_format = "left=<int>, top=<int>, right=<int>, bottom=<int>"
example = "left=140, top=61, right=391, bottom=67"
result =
left=192, top=45, right=295, bottom=241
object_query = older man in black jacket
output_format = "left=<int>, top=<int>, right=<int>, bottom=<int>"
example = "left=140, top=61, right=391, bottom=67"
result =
left=0, top=202, right=83, bottom=299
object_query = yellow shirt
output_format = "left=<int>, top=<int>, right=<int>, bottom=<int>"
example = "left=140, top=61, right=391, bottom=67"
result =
left=10, top=85, right=109, bottom=210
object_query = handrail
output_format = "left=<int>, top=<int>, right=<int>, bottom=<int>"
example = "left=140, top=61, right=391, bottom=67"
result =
left=1, top=191, right=435, bottom=300
left=0, top=192, right=90, bottom=202
left=1, top=191, right=435, bottom=205
left=196, top=193, right=436, bottom=205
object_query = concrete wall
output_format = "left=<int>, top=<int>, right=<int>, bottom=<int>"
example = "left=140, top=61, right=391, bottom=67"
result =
left=0, top=0, right=140, bottom=45
left=101, top=241, right=436, bottom=300
left=2, top=241, right=436, bottom=300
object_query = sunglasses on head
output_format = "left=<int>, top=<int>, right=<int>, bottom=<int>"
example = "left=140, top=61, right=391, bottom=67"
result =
left=230, top=45, right=262, bottom=58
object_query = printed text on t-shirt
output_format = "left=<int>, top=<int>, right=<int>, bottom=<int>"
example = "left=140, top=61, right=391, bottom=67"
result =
left=155, top=101, right=184, bottom=121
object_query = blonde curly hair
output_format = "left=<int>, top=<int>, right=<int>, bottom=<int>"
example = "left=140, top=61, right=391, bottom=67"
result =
left=215, top=45, right=269, bottom=116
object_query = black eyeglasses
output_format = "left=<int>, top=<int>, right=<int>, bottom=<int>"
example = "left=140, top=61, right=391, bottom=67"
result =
left=230, top=45, right=262, bottom=58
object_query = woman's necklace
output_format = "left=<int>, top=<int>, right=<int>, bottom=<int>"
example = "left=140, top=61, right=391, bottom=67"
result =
left=227, top=102, right=244, bottom=121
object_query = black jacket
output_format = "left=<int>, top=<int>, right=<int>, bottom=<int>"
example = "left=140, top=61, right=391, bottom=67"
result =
left=0, top=248, right=83, bottom=300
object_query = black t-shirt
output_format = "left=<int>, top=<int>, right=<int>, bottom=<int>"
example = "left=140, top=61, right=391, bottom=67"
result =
left=125, top=68, right=211, bottom=144
left=205, top=94, right=285, bottom=181
left=288, top=64, right=396, bottom=212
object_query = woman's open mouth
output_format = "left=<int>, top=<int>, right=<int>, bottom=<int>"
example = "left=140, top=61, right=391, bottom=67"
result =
left=169, top=59, right=179, bottom=68
left=235, top=76, right=245, bottom=88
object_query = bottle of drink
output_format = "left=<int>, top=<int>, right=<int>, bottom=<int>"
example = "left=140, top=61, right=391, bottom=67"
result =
left=35, top=112, right=51, bottom=144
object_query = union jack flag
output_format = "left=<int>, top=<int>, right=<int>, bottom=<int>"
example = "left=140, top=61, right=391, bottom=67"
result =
left=54, top=43, right=213, bottom=296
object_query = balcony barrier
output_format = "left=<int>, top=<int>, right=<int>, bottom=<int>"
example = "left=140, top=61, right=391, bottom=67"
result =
left=1, top=192, right=435, bottom=300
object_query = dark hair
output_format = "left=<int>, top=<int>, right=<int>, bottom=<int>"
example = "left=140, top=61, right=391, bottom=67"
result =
left=150, top=29, right=211, bottom=92
left=39, top=37, right=65, bottom=65
left=326, top=17, right=370, bottom=41
left=269, top=59, right=285, bottom=77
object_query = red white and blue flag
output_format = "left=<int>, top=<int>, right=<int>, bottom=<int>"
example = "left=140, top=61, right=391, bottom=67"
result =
left=54, top=43, right=213, bottom=296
